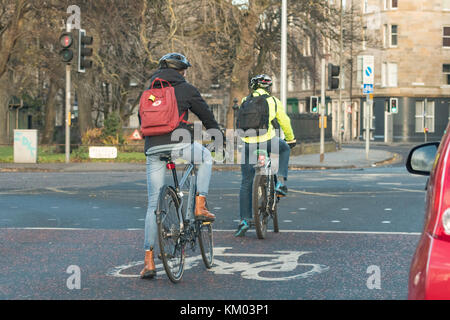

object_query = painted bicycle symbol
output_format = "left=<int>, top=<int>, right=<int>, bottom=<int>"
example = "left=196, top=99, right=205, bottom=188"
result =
left=107, top=247, right=329, bottom=281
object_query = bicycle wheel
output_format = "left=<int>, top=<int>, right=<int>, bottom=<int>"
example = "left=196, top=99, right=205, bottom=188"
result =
left=198, top=221, right=214, bottom=269
left=252, top=174, right=269, bottom=239
left=157, top=186, right=185, bottom=283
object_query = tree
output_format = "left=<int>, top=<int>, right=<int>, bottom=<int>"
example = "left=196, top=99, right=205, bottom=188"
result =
left=0, top=0, right=33, bottom=144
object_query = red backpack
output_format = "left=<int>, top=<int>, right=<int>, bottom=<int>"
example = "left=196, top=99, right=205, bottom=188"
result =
left=139, top=78, right=186, bottom=136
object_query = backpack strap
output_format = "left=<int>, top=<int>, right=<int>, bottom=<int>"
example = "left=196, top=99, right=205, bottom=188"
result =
left=179, top=111, right=191, bottom=124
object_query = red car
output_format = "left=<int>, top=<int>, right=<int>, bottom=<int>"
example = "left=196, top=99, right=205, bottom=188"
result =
left=406, top=123, right=450, bottom=300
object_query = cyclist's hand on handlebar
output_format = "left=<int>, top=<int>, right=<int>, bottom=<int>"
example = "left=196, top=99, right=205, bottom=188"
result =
left=285, top=139, right=297, bottom=149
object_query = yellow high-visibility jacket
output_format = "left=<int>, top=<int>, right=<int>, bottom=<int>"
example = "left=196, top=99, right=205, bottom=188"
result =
left=240, top=88, right=295, bottom=144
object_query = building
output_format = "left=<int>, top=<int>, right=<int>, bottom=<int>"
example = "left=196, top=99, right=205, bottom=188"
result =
left=277, top=0, right=450, bottom=143
left=359, top=0, right=450, bottom=142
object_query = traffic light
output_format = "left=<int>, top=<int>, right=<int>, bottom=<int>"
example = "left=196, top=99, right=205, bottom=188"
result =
left=78, top=29, right=93, bottom=73
left=59, top=32, right=74, bottom=63
left=390, top=98, right=398, bottom=114
left=328, top=63, right=340, bottom=90
left=310, top=96, right=319, bottom=113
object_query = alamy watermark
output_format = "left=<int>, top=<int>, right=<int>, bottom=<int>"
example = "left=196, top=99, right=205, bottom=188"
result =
left=151, top=122, right=282, bottom=172
left=66, top=265, right=81, bottom=290
left=366, top=265, right=381, bottom=290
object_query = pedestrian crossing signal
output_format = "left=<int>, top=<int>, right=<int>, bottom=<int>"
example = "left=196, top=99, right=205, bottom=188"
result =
left=390, top=98, right=398, bottom=114
left=310, top=96, right=319, bottom=113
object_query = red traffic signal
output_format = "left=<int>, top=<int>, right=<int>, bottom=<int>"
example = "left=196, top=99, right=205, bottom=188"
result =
left=59, top=32, right=74, bottom=63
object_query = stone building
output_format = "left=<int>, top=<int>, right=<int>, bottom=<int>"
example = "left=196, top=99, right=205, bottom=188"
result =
left=274, top=0, right=450, bottom=143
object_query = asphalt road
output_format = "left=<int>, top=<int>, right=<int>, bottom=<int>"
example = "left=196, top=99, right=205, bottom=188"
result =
left=0, top=165, right=428, bottom=300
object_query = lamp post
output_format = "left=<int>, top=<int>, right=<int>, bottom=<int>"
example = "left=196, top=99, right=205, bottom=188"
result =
left=232, top=98, right=239, bottom=130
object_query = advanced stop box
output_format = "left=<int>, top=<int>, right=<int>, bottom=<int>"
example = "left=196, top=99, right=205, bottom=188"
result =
left=14, top=129, right=38, bottom=163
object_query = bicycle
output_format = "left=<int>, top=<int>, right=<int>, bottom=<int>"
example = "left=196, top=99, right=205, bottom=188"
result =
left=156, top=150, right=214, bottom=283
left=252, top=149, right=280, bottom=239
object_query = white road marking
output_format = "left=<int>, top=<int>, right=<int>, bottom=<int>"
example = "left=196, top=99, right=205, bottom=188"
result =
left=341, top=208, right=349, bottom=211
left=45, top=187, right=76, bottom=195
left=331, top=220, right=341, bottom=223
left=382, top=221, right=391, bottom=224
left=283, top=220, right=293, bottom=223
left=107, top=248, right=330, bottom=281
left=0, top=227, right=422, bottom=236
left=384, top=208, right=392, bottom=211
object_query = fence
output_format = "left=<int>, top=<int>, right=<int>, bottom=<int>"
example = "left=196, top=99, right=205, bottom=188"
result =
left=287, top=113, right=334, bottom=143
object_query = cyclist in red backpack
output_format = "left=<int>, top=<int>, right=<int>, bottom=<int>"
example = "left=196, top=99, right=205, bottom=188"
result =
left=139, top=53, right=222, bottom=279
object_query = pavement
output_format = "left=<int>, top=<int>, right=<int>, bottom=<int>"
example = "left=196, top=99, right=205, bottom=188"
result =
left=0, top=145, right=400, bottom=172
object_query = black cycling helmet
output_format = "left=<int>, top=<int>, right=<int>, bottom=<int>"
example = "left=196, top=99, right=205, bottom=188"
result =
left=250, top=74, right=273, bottom=90
left=158, top=52, right=191, bottom=70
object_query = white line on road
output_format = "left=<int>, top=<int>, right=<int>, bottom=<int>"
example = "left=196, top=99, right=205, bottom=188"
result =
left=0, top=227, right=421, bottom=235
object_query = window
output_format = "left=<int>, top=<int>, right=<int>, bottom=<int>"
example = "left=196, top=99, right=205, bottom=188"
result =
left=444, top=27, right=450, bottom=47
left=288, top=71, right=295, bottom=92
left=381, top=62, right=398, bottom=87
left=443, top=0, right=450, bottom=10
left=383, top=24, right=389, bottom=47
left=415, top=101, right=435, bottom=133
left=302, top=73, right=311, bottom=90
left=384, top=0, right=398, bottom=9
left=388, top=63, right=398, bottom=87
left=362, top=26, right=367, bottom=50
left=391, top=25, right=398, bottom=46
left=303, top=36, right=311, bottom=56
left=444, top=64, right=450, bottom=85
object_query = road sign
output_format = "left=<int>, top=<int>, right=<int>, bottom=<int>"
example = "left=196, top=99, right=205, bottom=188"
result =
left=363, top=84, right=374, bottom=94
left=130, top=129, right=143, bottom=140
left=362, top=55, right=374, bottom=85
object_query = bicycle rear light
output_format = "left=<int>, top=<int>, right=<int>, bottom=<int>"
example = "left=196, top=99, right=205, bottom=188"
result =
left=166, top=163, right=176, bottom=170
left=258, top=154, right=266, bottom=166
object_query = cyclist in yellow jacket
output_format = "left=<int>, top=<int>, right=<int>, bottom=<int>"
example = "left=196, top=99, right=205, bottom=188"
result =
left=235, top=74, right=296, bottom=237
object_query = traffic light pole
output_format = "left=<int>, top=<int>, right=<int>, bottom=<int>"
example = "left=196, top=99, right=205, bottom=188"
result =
left=320, top=58, right=326, bottom=163
left=65, top=23, right=71, bottom=163
left=338, top=0, right=344, bottom=150
left=365, top=94, right=372, bottom=159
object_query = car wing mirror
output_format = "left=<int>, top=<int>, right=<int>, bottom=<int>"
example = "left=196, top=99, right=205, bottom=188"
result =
left=406, top=142, right=440, bottom=176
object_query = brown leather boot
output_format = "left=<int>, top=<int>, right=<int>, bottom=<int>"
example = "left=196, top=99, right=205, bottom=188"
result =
left=140, top=249, right=156, bottom=279
left=195, top=195, right=215, bottom=222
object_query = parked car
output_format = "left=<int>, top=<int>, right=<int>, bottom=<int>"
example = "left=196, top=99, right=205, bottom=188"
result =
left=406, top=123, right=450, bottom=300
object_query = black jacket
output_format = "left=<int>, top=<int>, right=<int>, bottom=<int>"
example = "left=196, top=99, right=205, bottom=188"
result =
left=139, top=68, right=220, bottom=154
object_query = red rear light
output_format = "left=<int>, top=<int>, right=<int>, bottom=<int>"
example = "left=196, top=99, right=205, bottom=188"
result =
left=166, top=163, right=175, bottom=170
left=258, top=154, right=266, bottom=166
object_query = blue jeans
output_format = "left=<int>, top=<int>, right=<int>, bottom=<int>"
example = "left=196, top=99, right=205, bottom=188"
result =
left=239, top=138, right=290, bottom=221
left=144, top=142, right=212, bottom=250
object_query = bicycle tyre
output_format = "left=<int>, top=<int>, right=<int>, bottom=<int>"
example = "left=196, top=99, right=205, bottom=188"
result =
left=270, top=176, right=280, bottom=233
left=157, top=185, right=185, bottom=283
left=272, top=197, right=279, bottom=233
left=252, top=174, right=269, bottom=239
left=198, top=222, right=214, bottom=269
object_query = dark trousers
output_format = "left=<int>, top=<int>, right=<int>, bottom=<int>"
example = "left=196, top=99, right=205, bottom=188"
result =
left=239, top=137, right=290, bottom=221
